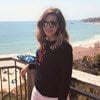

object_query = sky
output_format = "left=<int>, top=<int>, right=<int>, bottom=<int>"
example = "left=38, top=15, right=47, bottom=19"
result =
left=0, top=0, right=100, bottom=21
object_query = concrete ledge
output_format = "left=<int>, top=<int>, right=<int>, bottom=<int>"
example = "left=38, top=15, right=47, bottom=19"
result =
left=72, top=69, right=100, bottom=87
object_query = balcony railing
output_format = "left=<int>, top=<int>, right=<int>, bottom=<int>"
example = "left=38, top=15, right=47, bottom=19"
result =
left=0, top=57, right=27, bottom=100
left=0, top=57, right=100, bottom=100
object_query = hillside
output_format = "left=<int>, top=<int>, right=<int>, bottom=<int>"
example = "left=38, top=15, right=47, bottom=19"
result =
left=82, top=17, right=100, bottom=23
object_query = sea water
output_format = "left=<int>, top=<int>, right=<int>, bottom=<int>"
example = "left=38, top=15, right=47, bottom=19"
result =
left=0, top=20, right=100, bottom=54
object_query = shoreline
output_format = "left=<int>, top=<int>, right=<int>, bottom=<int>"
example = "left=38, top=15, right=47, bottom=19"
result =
left=0, top=41, right=100, bottom=60
left=0, top=42, right=100, bottom=92
left=73, top=46, right=100, bottom=60
left=72, top=41, right=100, bottom=60
left=72, top=39, right=100, bottom=48
left=83, top=22, right=100, bottom=25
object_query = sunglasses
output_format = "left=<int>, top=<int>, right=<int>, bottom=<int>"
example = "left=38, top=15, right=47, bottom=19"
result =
left=42, top=21, right=58, bottom=28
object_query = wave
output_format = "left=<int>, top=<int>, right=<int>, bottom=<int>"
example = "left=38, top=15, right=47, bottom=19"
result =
left=72, top=34, right=100, bottom=47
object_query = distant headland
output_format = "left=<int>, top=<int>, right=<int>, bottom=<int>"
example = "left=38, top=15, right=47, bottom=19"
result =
left=81, top=17, right=100, bottom=23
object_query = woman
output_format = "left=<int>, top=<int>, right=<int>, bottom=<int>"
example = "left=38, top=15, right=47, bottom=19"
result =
left=20, top=8, right=73, bottom=100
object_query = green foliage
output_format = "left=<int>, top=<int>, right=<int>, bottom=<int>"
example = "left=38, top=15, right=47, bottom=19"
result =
left=72, top=54, right=100, bottom=99
left=71, top=79, right=100, bottom=100
left=73, top=55, right=100, bottom=75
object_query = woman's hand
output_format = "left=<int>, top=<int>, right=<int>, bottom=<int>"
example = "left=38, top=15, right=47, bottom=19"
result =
left=20, top=64, right=29, bottom=78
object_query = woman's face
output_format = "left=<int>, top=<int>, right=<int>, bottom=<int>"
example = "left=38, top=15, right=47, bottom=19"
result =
left=43, top=14, right=59, bottom=40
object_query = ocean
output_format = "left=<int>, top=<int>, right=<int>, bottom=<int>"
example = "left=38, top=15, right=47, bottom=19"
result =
left=0, top=20, right=100, bottom=55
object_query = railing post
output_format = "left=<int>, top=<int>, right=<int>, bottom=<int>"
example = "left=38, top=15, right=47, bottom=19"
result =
left=70, top=91, right=78, bottom=100
left=14, top=60, right=18, bottom=100
left=27, top=69, right=36, bottom=100
left=0, top=68, right=3, bottom=100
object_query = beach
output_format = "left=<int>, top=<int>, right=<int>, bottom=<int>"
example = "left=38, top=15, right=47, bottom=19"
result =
left=0, top=42, right=100, bottom=60
left=0, top=41, right=100, bottom=62
left=0, top=54, right=26, bottom=93
left=72, top=41, right=100, bottom=60
left=73, top=46, right=100, bottom=60
left=0, top=42, right=100, bottom=94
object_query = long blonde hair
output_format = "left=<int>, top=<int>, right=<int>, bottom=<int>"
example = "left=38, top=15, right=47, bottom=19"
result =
left=36, top=8, right=69, bottom=50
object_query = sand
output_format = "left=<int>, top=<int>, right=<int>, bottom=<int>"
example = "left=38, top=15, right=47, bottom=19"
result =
left=0, top=54, right=26, bottom=92
left=73, top=46, right=100, bottom=60
left=0, top=41, right=100, bottom=66
left=0, top=42, right=100, bottom=64
left=0, top=42, right=100, bottom=92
